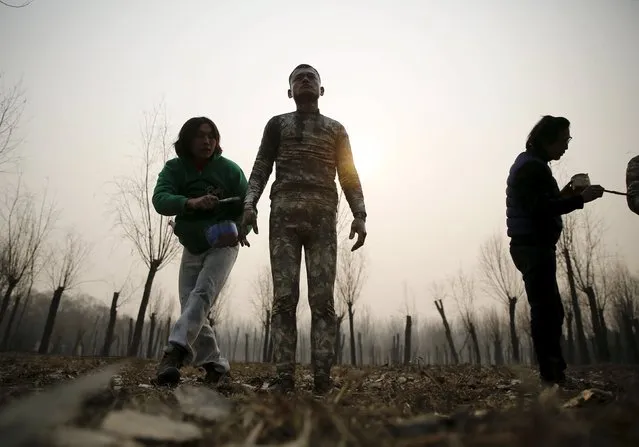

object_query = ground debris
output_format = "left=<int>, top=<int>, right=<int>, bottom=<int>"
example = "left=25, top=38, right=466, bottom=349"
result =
left=174, top=384, right=233, bottom=422
left=101, top=409, right=202, bottom=443
left=52, top=427, right=143, bottom=447
left=562, top=388, right=615, bottom=408
left=1, top=355, right=639, bottom=446
left=0, top=361, right=126, bottom=447
left=387, top=408, right=494, bottom=440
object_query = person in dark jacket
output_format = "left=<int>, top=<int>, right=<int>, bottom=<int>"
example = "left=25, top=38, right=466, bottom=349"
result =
left=506, top=115, right=604, bottom=386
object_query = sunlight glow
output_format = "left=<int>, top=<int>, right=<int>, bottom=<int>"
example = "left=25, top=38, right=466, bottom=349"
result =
left=349, top=134, right=383, bottom=181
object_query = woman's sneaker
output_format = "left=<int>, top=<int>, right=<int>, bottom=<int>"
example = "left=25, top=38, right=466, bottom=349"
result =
left=156, top=343, right=187, bottom=386
left=201, top=364, right=229, bottom=385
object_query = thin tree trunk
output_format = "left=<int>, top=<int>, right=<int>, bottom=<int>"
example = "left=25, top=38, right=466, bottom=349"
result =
left=584, top=286, right=610, bottom=362
left=404, top=315, right=412, bottom=365
left=347, top=303, right=356, bottom=365
left=333, top=315, right=344, bottom=365
left=72, top=327, right=86, bottom=355
left=566, top=311, right=575, bottom=363
left=146, top=312, right=157, bottom=359
left=508, top=297, right=520, bottom=362
left=244, top=333, right=249, bottom=362
left=38, top=286, right=65, bottom=354
left=262, top=310, right=271, bottom=362
left=435, top=299, right=459, bottom=364
left=11, top=291, right=32, bottom=348
left=563, top=248, right=591, bottom=364
left=89, top=316, right=100, bottom=355
left=101, top=292, right=120, bottom=356
left=469, top=323, right=481, bottom=365
left=0, top=281, right=17, bottom=326
left=0, top=292, right=22, bottom=350
left=267, top=332, right=274, bottom=363
left=127, top=318, right=134, bottom=352
left=357, top=332, right=363, bottom=366
left=128, top=261, right=160, bottom=356
left=231, top=327, right=240, bottom=362
left=494, top=337, right=504, bottom=365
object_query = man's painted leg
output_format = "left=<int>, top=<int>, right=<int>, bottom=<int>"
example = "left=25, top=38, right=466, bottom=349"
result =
left=305, top=213, right=338, bottom=394
left=268, top=208, right=303, bottom=391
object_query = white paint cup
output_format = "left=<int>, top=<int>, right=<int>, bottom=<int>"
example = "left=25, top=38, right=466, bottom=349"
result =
left=571, top=173, right=591, bottom=190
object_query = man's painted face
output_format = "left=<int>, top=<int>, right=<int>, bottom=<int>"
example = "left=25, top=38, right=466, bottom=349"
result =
left=545, top=128, right=572, bottom=161
left=191, top=123, right=216, bottom=160
left=289, top=67, right=322, bottom=100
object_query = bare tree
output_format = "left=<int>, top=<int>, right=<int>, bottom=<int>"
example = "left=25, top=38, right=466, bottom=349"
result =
left=112, top=104, right=181, bottom=356
left=357, top=303, right=373, bottom=365
left=151, top=292, right=177, bottom=358
left=0, top=178, right=56, bottom=325
left=401, top=283, right=417, bottom=365
left=252, top=265, right=274, bottom=362
left=558, top=214, right=591, bottom=364
left=38, top=231, right=90, bottom=353
left=609, top=262, right=639, bottom=363
left=479, top=232, right=523, bottom=362
left=100, top=267, right=137, bottom=356
left=336, top=244, right=367, bottom=365
left=450, top=270, right=481, bottom=364
left=566, top=211, right=610, bottom=362
left=431, top=281, right=459, bottom=364
left=483, top=306, right=505, bottom=365
left=507, top=298, right=537, bottom=363
left=0, top=253, right=37, bottom=350
left=0, top=74, right=27, bottom=170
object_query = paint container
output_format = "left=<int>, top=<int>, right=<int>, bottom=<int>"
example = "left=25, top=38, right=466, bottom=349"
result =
left=571, top=173, right=591, bottom=190
left=205, top=221, right=239, bottom=248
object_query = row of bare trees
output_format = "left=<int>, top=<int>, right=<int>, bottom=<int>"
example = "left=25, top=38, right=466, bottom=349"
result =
left=0, top=73, right=95, bottom=354
left=240, top=204, right=638, bottom=369
left=1, top=211, right=637, bottom=368
left=0, top=74, right=179, bottom=359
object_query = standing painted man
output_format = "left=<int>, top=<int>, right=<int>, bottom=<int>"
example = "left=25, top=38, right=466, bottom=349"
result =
left=239, top=64, right=367, bottom=394
left=626, top=155, right=639, bottom=215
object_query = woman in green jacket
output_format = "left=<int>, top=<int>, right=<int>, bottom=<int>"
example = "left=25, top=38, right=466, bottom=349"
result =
left=151, top=116, right=250, bottom=385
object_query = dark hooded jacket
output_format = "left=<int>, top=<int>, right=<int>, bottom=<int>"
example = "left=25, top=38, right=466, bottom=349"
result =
left=506, top=150, right=584, bottom=247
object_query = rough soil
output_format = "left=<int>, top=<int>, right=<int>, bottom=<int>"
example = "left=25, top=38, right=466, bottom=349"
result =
left=0, top=354, right=638, bottom=446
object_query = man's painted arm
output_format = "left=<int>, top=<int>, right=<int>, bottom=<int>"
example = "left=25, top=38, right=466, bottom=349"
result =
left=627, top=155, right=639, bottom=215
left=243, top=117, right=280, bottom=211
left=336, top=126, right=367, bottom=220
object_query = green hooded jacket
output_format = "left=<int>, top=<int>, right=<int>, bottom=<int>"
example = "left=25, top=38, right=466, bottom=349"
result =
left=152, top=150, right=248, bottom=254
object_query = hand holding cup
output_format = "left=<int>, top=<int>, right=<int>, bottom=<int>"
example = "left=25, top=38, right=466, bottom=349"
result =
left=570, top=173, right=591, bottom=194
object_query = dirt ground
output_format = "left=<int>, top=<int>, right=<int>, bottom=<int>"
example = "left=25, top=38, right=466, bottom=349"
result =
left=0, top=354, right=638, bottom=446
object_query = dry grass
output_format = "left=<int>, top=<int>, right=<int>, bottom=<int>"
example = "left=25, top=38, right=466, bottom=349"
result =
left=0, top=354, right=638, bottom=446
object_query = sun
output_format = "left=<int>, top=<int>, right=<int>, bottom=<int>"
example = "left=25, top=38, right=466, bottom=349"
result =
left=349, top=134, right=382, bottom=181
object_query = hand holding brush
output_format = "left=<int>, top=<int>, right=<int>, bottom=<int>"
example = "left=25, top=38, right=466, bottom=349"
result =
left=603, top=188, right=627, bottom=196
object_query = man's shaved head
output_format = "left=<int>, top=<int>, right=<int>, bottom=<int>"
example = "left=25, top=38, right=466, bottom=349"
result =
left=289, top=64, right=321, bottom=85
left=287, top=64, right=324, bottom=102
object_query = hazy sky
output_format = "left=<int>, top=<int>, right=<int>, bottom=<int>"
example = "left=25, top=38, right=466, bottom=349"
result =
left=1, top=0, right=638, bottom=323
